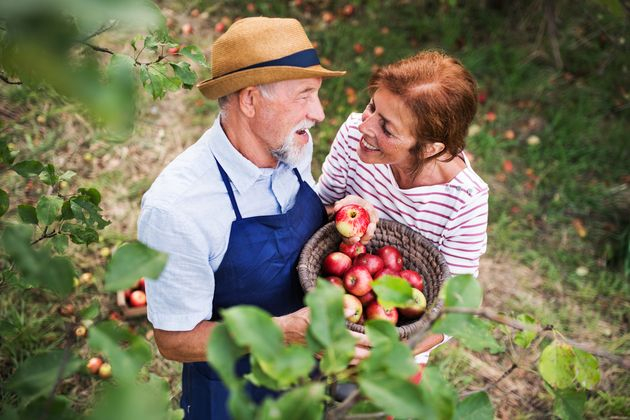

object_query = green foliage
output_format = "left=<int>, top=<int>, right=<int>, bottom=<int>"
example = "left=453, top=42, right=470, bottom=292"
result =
left=538, top=340, right=601, bottom=392
left=372, top=274, right=414, bottom=309
left=454, top=391, right=494, bottom=420
left=513, top=314, right=537, bottom=349
left=104, top=241, right=167, bottom=292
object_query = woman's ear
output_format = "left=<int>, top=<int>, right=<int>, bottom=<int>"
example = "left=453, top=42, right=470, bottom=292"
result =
left=238, top=87, right=258, bottom=118
left=424, top=142, right=446, bottom=159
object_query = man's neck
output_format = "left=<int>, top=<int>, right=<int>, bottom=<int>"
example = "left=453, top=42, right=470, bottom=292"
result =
left=220, top=114, right=278, bottom=168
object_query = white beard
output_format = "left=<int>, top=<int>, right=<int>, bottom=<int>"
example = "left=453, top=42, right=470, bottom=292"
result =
left=271, top=121, right=314, bottom=167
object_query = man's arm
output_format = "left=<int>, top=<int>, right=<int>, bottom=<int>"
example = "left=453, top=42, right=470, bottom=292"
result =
left=154, top=307, right=312, bottom=362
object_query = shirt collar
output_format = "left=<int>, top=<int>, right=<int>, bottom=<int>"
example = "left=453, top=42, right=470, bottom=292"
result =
left=206, top=116, right=280, bottom=194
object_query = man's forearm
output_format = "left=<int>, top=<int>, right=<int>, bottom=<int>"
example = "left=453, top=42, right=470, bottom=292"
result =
left=154, top=320, right=216, bottom=363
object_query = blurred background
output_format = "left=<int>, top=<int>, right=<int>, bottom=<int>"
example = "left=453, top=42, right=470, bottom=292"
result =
left=1, top=0, right=628, bottom=418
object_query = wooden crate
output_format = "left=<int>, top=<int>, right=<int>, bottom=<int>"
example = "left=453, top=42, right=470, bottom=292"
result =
left=116, top=291, right=147, bottom=318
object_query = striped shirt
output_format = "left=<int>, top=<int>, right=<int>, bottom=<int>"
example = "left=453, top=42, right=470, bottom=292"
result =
left=316, top=113, right=489, bottom=277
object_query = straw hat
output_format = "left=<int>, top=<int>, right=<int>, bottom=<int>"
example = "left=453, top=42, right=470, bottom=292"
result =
left=197, top=17, right=346, bottom=100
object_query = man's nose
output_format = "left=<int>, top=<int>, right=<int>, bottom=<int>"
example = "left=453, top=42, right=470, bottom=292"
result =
left=308, top=97, right=325, bottom=123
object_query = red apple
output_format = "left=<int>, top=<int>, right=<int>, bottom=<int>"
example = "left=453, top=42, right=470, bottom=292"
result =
left=181, top=23, right=194, bottom=35
left=373, top=267, right=401, bottom=281
left=398, top=288, right=427, bottom=318
left=359, top=290, right=376, bottom=306
left=167, top=46, right=180, bottom=55
left=86, top=357, right=103, bottom=375
left=322, top=252, right=353, bottom=277
left=343, top=265, right=373, bottom=297
left=342, top=4, right=355, bottom=16
left=339, top=241, right=366, bottom=258
left=377, top=246, right=403, bottom=271
left=214, top=22, right=226, bottom=33
left=98, top=362, right=112, bottom=379
left=124, top=289, right=132, bottom=300
left=399, top=270, right=424, bottom=292
left=366, top=302, right=398, bottom=324
left=335, top=204, right=370, bottom=238
left=343, top=294, right=363, bottom=323
left=136, top=277, right=145, bottom=291
left=325, top=276, right=344, bottom=289
left=353, top=253, right=384, bottom=275
left=129, top=290, right=147, bottom=307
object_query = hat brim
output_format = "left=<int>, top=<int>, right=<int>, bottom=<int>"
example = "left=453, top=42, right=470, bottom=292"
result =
left=197, top=65, right=346, bottom=100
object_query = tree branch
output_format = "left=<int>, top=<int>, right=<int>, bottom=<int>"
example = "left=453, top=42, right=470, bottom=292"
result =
left=461, top=363, right=518, bottom=398
left=326, top=388, right=363, bottom=420
left=80, top=42, right=115, bottom=55
left=443, top=306, right=630, bottom=369
left=81, top=20, right=118, bottom=42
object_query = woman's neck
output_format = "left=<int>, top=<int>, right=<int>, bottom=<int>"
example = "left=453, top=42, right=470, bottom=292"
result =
left=391, top=154, right=466, bottom=189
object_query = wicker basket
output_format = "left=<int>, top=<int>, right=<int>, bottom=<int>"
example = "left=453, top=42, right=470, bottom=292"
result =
left=298, top=219, right=450, bottom=340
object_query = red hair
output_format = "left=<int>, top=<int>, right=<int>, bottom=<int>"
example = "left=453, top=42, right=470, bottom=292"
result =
left=368, top=50, right=478, bottom=165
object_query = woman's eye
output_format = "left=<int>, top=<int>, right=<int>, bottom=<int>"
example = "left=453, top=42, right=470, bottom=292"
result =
left=380, top=121, right=392, bottom=137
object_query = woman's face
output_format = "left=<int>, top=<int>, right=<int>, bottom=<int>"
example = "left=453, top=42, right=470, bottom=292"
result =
left=357, top=88, right=418, bottom=169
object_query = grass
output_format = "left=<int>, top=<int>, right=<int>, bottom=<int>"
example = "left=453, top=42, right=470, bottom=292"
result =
left=0, top=0, right=628, bottom=417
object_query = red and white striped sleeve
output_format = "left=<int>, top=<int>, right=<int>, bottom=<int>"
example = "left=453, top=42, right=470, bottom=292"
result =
left=316, top=116, right=354, bottom=205
left=440, top=190, right=489, bottom=277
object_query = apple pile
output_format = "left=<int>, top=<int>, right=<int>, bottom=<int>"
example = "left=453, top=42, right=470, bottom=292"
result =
left=325, top=205, right=427, bottom=327
left=124, top=278, right=147, bottom=308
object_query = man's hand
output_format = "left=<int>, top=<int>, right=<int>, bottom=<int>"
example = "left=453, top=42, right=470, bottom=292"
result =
left=273, top=306, right=310, bottom=345
left=333, top=195, right=378, bottom=245
left=349, top=330, right=371, bottom=365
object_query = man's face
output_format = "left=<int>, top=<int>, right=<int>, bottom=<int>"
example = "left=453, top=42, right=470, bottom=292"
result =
left=254, top=78, right=325, bottom=166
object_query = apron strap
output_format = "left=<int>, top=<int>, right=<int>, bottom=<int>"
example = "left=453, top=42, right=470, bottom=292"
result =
left=214, top=158, right=242, bottom=220
left=292, top=168, right=303, bottom=183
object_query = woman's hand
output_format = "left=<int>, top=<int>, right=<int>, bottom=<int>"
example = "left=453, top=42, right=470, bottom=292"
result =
left=333, top=195, right=378, bottom=245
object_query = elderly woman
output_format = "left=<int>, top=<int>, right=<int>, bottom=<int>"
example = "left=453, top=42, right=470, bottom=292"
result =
left=317, top=50, right=488, bottom=368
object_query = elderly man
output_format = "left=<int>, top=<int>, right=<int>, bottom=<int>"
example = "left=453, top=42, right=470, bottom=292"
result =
left=138, top=17, right=353, bottom=419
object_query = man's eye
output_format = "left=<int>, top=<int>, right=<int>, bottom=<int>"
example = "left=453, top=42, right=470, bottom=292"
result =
left=368, top=101, right=375, bottom=112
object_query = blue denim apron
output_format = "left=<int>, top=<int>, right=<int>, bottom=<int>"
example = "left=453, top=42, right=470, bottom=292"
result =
left=180, top=160, right=327, bottom=419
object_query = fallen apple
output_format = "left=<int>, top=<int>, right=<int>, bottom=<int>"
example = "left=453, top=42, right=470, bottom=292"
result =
left=398, top=288, right=427, bottom=318
left=322, top=252, right=353, bottom=277
left=98, top=362, right=112, bottom=379
left=86, top=357, right=103, bottom=375
left=377, top=246, right=403, bottom=271
left=335, top=204, right=370, bottom=238
left=343, top=294, right=363, bottom=323
left=129, top=290, right=147, bottom=307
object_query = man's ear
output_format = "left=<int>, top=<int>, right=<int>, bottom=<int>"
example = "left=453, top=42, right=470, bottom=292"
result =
left=238, top=87, right=259, bottom=118
left=424, top=142, right=446, bottom=159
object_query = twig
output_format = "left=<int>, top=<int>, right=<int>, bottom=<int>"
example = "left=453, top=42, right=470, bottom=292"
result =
left=461, top=363, right=518, bottom=398
left=0, top=72, right=22, bottom=85
left=326, top=388, right=362, bottom=420
left=31, top=226, right=58, bottom=245
left=544, top=0, right=563, bottom=70
left=443, top=307, right=630, bottom=369
left=81, top=42, right=115, bottom=55
left=81, top=20, right=118, bottom=42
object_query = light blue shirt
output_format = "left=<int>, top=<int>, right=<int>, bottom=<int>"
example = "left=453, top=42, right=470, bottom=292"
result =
left=138, top=117, right=316, bottom=331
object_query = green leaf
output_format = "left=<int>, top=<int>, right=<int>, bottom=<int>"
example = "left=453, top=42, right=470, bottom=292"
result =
left=61, top=223, right=99, bottom=245
left=20, top=396, right=77, bottom=420
left=547, top=385, right=586, bottom=420
left=51, top=234, right=69, bottom=254
left=18, top=205, right=38, bottom=224
left=7, top=349, right=82, bottom=407
left=169, top=62, right=196, bottom=88
left=539, top=340, right=576, bottom=389
left=104, top=241, right=167, bottom=291
left=12, top=160, right=44, bottom=177
left=221, top=305, right=284, bottom=360
left=77, top=187, right=101, bottom=205
left=179, top=45, right=208, bottom=67
left=358, top=372, right=436, bottom=419
left=257, top=383, right=326, bottom=420
left=38, top=163, right=58, bottom=186
left=360, top=320, right=417, bottom=378
left=140, top=63, right=181, bottom=99
left=79, top=300, right=101, bottom=320
left=372, top=275, right=413, bottom=309
left=58, top=170, right=76, bottom=182
left=45, top=256, right=76, bottom=296
left=36, top=195, right=63, bottom=225
left=70, top=198, right=109, bottom=229
left=441, top=274, right=482, bottom=308
left=454, top=391, right=494, bottom=420
left=304, top=279, right=356, bottom=374
left=433, top=314, right=504, bottom=353
left=207, top=323, right=248, bottom=387
left=88, top=321, right=152, bottom=384
left=0, top=188, right=9, bottom=217
left=573, top=348, right=600, bottom=390
left=87, top=374, right=184, bottom=420
left=514, top=314, right=537, bottom=348
left=418, top=366, right=459, bottom=419
left=0, top=139, right=16, bottom=164
left=140, top=65, right=163, bottom=99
